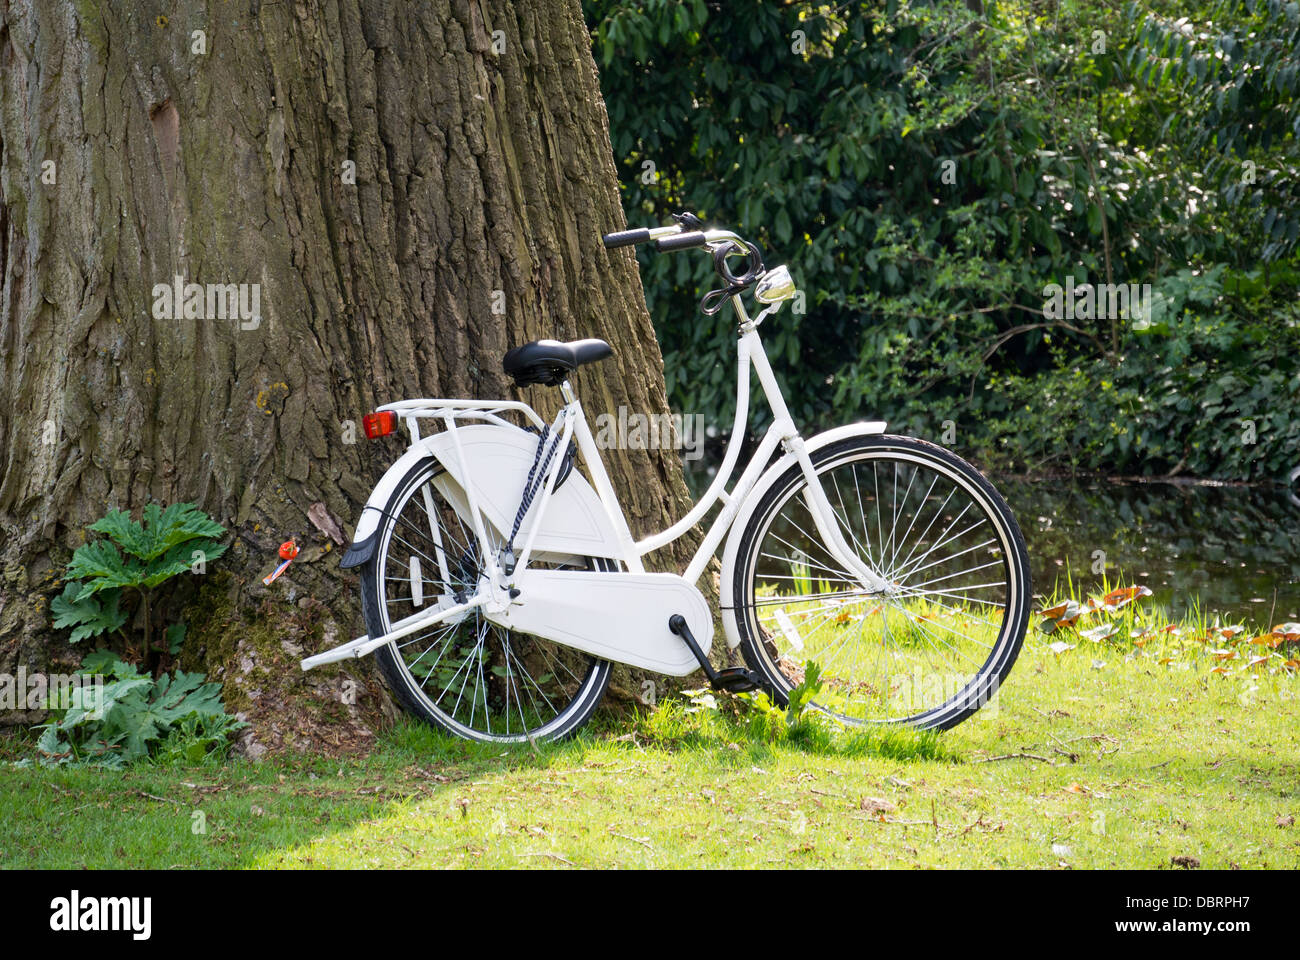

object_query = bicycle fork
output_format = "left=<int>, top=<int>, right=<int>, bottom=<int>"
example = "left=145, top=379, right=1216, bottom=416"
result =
left=785, top=433, right=890, bottom=596
left=740, top=323, right=889, bottom=596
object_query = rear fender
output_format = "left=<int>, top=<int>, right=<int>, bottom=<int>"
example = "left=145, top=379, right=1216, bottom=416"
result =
left=339, top=440, right=440, bottom=568
left=340, top=425, right=625, bottom=568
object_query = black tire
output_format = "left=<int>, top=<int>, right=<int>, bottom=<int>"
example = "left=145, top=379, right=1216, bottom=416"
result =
left=359, top=456, right=611, bottom=744
left=733, top=434, right=1030, bottom=730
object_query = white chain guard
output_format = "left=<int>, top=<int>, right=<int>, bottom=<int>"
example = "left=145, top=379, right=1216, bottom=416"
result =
left=488, top=570, right=711, bottom=677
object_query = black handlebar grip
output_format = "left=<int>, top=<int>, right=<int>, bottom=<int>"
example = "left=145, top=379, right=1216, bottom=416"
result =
left=655, top=231, right=709, bottom=252
left=602, top=228, right=651, bottom=249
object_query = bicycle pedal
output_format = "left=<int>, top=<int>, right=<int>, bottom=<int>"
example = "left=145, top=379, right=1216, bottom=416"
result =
left=711, top=667, right=766, bottom=694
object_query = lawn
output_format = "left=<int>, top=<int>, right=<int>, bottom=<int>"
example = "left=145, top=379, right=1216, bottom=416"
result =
left=3, top=606, right=1297, bottom=869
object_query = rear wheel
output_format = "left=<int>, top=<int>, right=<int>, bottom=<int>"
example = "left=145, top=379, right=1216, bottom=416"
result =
left=359, top=457, right=612, bottom=743
left=733, top=435, right=1030, bottom=730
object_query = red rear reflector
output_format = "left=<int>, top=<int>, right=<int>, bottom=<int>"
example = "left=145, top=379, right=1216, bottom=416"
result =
left=363, top=411, right=396, bottom=439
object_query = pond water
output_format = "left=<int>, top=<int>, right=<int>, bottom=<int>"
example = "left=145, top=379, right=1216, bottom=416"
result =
left=684, top=458, right=1300, bottom=626
left=999, top=477, right=1300, bottom=626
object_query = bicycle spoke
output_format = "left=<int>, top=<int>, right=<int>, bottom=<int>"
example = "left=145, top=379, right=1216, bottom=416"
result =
left=889, top=514, right=987, bottom=583
left=743, top=443, right=1024, bottom=726
left=372, top=462, right=606, bottom=742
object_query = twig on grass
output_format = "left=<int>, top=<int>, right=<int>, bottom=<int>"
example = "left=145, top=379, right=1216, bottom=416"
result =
left=972, top=752, right=1053, bottom=763
left=517, top=851, right=576, bottom=867
left=137, top=791, right=178, bottom=804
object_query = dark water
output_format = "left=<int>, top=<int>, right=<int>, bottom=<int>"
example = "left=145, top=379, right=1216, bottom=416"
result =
left=999, top=477, right=1300, bottom=625
left=685, top=458, right=1300, bottom=625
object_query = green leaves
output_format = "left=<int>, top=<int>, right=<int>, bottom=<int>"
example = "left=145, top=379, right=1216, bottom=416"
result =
left=63, top=502, right=226, bottom=600
left=91, top=503, right=226, bottom=562
left=785, top=660, right=824, bottom=729
left=80, top=648, right=137, bottom=677
left=1124, top=1, right=1300, bottom=264
left=50, top=583, right=128, bottom=643
left=65, top=540, right=143, bottom=600
left=118, top=669, right=230, bottom=760
left=51, top=501, right=227, bottom=654
left=34, top=654, right=244, bottom=767
left=165, top=623, right=187, bottom=655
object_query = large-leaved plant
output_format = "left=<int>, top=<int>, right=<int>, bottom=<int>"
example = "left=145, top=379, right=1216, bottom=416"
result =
left=51, top=502, right=227, bottom=667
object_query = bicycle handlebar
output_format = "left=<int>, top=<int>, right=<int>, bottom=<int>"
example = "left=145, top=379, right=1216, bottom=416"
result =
left=601, top=228, right=651, bottom=248
left=603, top=214, right=767, bottom=311
left=655, top=231, right=709, bottom=252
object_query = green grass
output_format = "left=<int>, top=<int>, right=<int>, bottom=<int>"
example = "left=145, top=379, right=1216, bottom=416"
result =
left=3, top=603, right=1297, bottom=868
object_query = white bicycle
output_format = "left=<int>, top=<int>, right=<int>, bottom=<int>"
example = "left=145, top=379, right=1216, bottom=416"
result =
left=302, top=213, right=1031, bottom=743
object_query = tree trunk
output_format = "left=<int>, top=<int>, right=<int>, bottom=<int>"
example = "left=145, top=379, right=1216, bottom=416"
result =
left=0, top=0, right=699, bottom=751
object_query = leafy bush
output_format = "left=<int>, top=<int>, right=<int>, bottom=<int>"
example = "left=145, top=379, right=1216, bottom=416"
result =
left=51, top=502, right=227, bottom=666
left=586, top=0, right=1300, bottom=481
left=729, top=660, right=833, bottom=747
left=976, top=267, right=1300, bottom=478
left=30, top=651, right=244, bottom=768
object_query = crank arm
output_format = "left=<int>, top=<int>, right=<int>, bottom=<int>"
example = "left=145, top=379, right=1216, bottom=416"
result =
left=299, top=594, right=486, bottom=670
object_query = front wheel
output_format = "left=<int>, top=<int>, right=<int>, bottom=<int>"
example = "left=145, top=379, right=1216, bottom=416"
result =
left=733, top=435, right=1031, bottom=730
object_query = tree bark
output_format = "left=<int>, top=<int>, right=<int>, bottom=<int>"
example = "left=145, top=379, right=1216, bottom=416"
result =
left=0, top=0, right=698, bottom=751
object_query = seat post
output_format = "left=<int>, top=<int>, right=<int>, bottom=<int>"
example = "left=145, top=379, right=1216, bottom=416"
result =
left=560, top=380, right=576, bottom=404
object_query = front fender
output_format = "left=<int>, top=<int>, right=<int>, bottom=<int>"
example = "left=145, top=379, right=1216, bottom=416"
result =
left=718, top=420, right=887, bottom=648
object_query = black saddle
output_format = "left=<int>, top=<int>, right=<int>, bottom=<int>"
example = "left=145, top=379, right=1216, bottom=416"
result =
left=502, top=338, right=613, bottom=387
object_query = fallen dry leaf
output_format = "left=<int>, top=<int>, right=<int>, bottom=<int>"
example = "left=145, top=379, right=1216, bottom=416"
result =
left=1100, top=585, right=1153, bottom=612
left=859, top=796, right=898, bottom=815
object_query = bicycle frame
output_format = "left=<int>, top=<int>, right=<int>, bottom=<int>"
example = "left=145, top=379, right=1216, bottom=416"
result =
left=302, top=277, right=888, bottom=670
left=590, top=297, right=888, bottom=591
